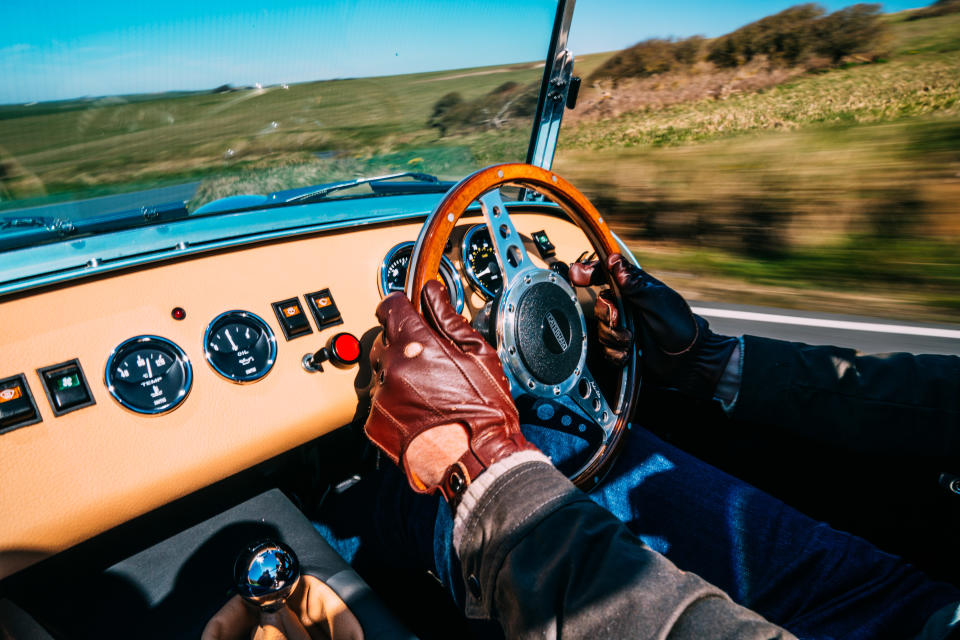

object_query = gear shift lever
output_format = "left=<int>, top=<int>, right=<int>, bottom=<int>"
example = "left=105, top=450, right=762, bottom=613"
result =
left=234, top=540, right=301, bottom=613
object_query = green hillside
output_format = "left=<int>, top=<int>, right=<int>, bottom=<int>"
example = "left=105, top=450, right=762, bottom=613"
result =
left=0, top=62, right=545, bottom=209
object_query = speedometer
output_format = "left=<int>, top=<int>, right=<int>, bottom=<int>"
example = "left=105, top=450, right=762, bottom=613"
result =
left=105, top=336, right=192, bottom=415
left=462, top=224, right=502, bottom=300
left=378, top=241, right=464, bottom=313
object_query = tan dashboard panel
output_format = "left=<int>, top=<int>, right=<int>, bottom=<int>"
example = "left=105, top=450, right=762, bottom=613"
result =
left=0, top=211, right=592, bottom=579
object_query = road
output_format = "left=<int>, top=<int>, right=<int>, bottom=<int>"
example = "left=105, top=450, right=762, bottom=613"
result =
left=693, top=301, right=960, bottom=356
left=0, top=182, right=200, bottom=223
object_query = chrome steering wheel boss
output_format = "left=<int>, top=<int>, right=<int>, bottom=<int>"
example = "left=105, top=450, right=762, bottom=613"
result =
left=499, top=269, right=586, bottom=393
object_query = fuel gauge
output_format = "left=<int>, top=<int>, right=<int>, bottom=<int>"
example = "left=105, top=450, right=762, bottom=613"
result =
left=204, top=311, right=277, bottom=383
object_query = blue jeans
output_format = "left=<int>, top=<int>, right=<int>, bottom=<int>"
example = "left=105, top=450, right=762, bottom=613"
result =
left=315, top=420, right=960, bottom=639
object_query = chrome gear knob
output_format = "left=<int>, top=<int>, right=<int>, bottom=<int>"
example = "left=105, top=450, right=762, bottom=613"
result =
left=234, top=540, right=301, bottom=612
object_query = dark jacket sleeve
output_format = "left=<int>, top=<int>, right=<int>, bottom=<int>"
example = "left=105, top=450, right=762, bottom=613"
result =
left=731, top=336, right=960, bottom=457
left=456, top=460, right=794, bottom=640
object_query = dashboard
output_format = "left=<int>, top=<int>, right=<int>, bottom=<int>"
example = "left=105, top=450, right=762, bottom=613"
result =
left=0, top=206, right=593, bottom=580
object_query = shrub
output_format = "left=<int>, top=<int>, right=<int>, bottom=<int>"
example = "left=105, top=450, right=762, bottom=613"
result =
left=705, top=3, right=887, bottom=67
left=427, top=92, right=464, bottom=136
left=906, top=0, right=960, bottom=20
left=707, top=4, right=825, bottom=67
left=427, top=83, right=539, bottom=134
left=813, top=4, right=886, bottom=62
left=589, top=37, right=706, bottom=83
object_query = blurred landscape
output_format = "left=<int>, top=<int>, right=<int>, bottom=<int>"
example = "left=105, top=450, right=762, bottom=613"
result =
left=555, top=3, right=960, bottom=322
left=0, top=1, right=957, bottom=321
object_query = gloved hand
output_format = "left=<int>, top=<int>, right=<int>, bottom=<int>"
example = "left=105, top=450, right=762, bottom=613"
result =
left=201, top=575, right=363, bottom=640
left=570, top=253, right=738, bottom=402
left=365, top=279, right=538, bottom=504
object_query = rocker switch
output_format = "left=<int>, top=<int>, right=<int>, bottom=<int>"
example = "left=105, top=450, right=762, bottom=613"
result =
left=272, top=297, right=313, bottom=340
left=0, top=374, right=41, bottom=433
left=38, top=360, right=95, bottom=416
left=531, top=230, right=556, bottom=258
left=306, top=289, right=342, bottom=330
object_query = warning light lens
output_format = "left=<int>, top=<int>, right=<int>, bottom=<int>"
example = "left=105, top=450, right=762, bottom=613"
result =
left=171, top=307, right=186, bottom=320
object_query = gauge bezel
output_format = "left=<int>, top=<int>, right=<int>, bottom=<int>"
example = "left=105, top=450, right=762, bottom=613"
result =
left=378, top=241, right=464, bottom=313
left=461, top=224, right=502, bottom=301
left=104, top=335, right=193, bottom=416
left=203, top=310, right=278, bottom=384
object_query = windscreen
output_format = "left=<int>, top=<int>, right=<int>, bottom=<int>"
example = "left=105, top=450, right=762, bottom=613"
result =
left=0, top=0, right=556, bottom=250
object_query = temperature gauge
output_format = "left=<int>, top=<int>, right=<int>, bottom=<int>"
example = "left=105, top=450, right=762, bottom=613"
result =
left=204, top=311, right=277, bottom=384
left=105, top=336, right=192, bottom=415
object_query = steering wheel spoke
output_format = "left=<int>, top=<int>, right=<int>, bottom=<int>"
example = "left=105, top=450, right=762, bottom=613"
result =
left=564, top=363, right=618, bottom=441
left=479, top=189, right=534, bottom=287
left=514, top=394, right=607, bottom=448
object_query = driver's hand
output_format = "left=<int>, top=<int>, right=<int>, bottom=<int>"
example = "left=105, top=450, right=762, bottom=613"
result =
left=570, top=253, right=738, bottom=401
left=201, top=575, right=363, bottom=640
left=364, top=279, right=538, bottom=504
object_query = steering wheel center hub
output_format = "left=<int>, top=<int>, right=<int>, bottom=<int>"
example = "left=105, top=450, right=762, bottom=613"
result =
left=497, top=269, right=587, bottom=396
left=515, top=282, right=583, bottom=384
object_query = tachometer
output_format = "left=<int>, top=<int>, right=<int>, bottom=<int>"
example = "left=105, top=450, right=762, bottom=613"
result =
left=105, top=336, right=192, bottom=415
left=204, top=311, right=277, bottom=383
left=378, top=241, right=464, bottom=312
left=462, top=224, right=502, bottom=300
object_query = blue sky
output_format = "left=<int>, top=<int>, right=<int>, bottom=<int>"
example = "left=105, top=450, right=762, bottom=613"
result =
left=0, top=0, right=926, bottom=104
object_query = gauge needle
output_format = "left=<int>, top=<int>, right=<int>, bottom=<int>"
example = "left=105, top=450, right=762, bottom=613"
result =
left=225, top=329, right=238, bottom=351
left=145, top=358, right=153, bottom=379
left=475, top=266, right=492, bottom=277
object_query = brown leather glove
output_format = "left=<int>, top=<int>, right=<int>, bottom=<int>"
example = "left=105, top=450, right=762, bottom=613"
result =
left=201, top=575, right=363, bottom=640
left=365, top=279, right=538, bottom=504
left=570, top=253, right=738, bottom=401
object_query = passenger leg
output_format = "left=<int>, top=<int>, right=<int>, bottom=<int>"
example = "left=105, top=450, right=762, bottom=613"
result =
left=586, top=425, right=960, bottom=639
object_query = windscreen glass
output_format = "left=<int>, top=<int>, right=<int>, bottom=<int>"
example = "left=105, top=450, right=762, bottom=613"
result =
left=0, top=0, right=556, bottom=251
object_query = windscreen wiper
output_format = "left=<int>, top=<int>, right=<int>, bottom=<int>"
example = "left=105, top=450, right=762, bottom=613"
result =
left=195, top=172, right=457, bottom=216
left=279, top=172, right=452, bottom=204
left=0, top=201, right=188, bottom=252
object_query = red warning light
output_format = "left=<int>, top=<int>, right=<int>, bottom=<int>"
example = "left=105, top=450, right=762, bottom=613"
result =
left=171, top=307, right=186, bottom=320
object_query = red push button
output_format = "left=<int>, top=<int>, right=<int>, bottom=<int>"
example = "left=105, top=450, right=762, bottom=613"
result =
left=329, top=332, right=361, bottom=366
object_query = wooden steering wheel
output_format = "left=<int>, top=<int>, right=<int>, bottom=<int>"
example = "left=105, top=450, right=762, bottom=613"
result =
left=405, top=163, right=638, bottom=489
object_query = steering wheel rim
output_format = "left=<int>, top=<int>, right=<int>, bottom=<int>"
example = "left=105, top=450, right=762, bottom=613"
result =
left=406, top=163, right=639, bottom=489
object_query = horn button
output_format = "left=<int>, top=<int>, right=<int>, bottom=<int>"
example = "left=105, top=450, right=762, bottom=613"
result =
left=515, top=282, right=584, bottom=385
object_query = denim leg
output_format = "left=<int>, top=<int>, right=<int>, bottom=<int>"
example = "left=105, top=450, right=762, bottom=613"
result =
left=590, top=425, right=960, bottom=640
left=313, top=463, right=441, bottom=576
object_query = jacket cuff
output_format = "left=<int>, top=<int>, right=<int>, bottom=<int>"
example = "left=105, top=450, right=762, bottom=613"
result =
left=452, top=450, right=552, bottom=553
left=730, top=335, right=797, bottom=424
left=453, top=458, right=586, bottom=619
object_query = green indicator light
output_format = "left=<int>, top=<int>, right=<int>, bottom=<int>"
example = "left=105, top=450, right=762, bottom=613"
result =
left=56, top=374, right=80, bottom=391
